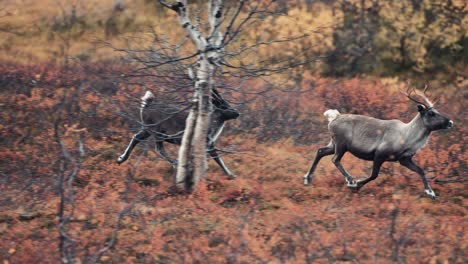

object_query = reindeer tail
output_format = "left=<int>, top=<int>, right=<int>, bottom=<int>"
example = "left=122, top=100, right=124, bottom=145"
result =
left=324, top=109, right=340, bottom=122
left=141, top=91, right=155, bottom=108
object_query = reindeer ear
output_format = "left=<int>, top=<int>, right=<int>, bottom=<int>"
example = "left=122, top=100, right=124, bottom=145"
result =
left=417, top=104, right=426, bottom=112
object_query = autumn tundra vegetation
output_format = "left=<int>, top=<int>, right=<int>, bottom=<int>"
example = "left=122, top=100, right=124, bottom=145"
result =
left=0, top=0, right=466, bottom=263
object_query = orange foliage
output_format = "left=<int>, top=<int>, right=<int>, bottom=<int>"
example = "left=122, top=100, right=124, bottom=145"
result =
left=0, top=64, right=466, bottom=263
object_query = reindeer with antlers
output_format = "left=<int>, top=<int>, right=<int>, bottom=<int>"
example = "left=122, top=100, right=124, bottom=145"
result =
left=303, top=83, right=454, bottom=199
left=117, top=88, right=240, bottom=177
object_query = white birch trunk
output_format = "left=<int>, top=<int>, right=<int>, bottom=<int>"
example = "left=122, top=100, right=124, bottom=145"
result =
left=175, top=108, right=196, bottom=189
left=169, top=0, right=224, bottom=192
left=191, top=58, right=213, bottom=185
left=191, top=0, right=224, bottom=187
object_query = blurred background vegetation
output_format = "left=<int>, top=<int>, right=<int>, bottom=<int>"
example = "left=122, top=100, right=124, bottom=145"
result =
left=1, top=0, right=466, bottom=84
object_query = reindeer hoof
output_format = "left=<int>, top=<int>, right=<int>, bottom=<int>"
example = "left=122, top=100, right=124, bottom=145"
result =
left=346, top=180, right=357, bottom=188
left=117, top=156, right=125, bottom=165
left=227, top=174, right=237, bottom=180
left=425, top=189, right=436, bottom=200
left=347, top=181, right=360, bottom=192
left=304, top=176, right=311, bottom=185
left=348, top=185, right=360, bottom=193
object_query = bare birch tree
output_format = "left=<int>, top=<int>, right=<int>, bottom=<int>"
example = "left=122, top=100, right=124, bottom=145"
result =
left=158, top=0, right=223, bottom=191
left=112, top=0, right=312, bottom=192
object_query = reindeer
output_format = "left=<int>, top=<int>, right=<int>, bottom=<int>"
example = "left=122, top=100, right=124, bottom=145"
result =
left=117, top=88, right=239, bottom=178
left=303, top=84, right=454, bottom=199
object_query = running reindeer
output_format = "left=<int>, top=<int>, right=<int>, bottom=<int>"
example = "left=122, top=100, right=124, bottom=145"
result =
left=303, top=83, right=453, bottom=199
left=117, top=88, right=239, bottom=177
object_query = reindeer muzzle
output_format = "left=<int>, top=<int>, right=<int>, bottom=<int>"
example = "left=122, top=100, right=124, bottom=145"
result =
left=221, top=108, right=240, bottom=121
left=447, top=120, right=454, bottom=129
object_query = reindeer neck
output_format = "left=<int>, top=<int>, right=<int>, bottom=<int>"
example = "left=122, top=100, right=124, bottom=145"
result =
left=402, top=114, right=431, bottom=153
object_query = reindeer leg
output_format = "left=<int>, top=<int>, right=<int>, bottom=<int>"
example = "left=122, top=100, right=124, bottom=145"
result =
left=352, top=158, right=384, bottom=192
left=156, top=141, right=177, bottom=168
left=304, top=141, right=335, bottom=185
left=207, top=144, right=235, bottom=179
left=399, top=157, right=435, bottom=200
left=117, top=130, right=150, bottom=164
left=332, top=148, right=357, bottom=187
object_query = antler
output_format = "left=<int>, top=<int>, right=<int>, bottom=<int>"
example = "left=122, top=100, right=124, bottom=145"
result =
left=401, top=81, right=434, bottom=108
left=418, top=84, right=434, bottom=107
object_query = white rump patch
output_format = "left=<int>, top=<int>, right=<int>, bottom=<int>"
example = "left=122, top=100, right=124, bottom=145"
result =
left=141, top=91, right=155, bottom=108
left=324, top=109, right=340, bottom=122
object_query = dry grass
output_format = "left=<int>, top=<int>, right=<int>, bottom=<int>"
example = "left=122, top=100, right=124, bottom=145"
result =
left=0, top=0, right=165, bottom=64
left=0, top=0, right=340, bottom=66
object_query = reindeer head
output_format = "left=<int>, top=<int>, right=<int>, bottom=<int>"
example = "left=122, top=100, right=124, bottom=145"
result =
left=212, top=88, right=240, bottom=121
left=403, top=82, right=454, bottom=131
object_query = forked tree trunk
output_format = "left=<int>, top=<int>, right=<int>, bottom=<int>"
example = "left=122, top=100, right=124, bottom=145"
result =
left=176, top=58, right=213, bottom=191
left=167, top=0, right=223, bottom=192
